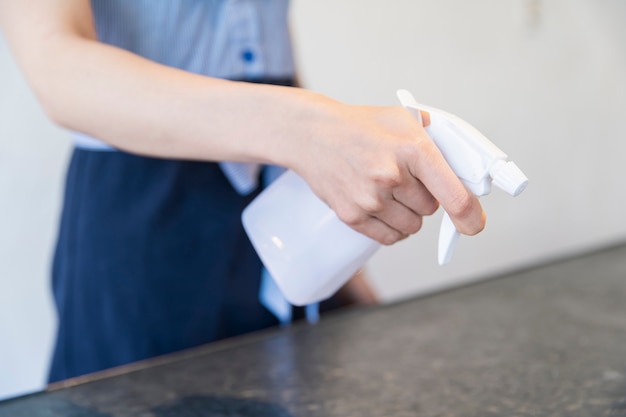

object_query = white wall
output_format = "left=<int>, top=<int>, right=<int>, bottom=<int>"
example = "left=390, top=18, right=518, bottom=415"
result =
left=0, top=35, right=70, bottom=398
left=291, top=0, right=626, bottom=301
left=1, top=0, right=625, bottom=401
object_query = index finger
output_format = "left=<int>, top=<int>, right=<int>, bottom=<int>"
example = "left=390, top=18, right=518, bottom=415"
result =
left=409, top=136, right=486, bottom=236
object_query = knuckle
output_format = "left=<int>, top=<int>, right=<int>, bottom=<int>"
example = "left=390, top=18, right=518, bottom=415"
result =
left=371, top=166, right=402, bottom=188
left=359, top=194, right=385, bottom=214
left=336, top=206, right=366, bottom=228
left=337, top=209, right=360, bottom=227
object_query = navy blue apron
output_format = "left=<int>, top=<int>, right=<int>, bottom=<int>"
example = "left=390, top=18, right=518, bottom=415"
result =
left=49, top=150, right=283, bottom=382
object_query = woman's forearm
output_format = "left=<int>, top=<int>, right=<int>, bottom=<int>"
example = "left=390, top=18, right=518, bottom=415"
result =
left=0, top=0, right=337, bottom=167
left=14, top=35, right=331, bottom=168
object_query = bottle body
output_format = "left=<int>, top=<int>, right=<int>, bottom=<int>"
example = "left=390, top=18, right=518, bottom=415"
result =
left=242, top=170, right=380, bottom=306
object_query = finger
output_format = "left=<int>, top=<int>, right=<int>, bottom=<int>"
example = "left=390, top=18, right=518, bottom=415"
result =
left=349, top=215, right=409, bottom=246
left=410, top=140, right=486, bottom=235
left=420, top=110, right=431, bottom=127
left=391, top=177, right=439, bottom=216
left=374, top=199, right=424, bottom=237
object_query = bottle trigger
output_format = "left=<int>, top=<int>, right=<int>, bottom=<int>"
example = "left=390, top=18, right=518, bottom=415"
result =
left=438, top=211, right=461, bottom=265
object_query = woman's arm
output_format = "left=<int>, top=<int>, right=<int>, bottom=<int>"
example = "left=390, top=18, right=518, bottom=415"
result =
left=0, top=0, right=486, bottom=245
left=0, top=0, right=319, bottom=164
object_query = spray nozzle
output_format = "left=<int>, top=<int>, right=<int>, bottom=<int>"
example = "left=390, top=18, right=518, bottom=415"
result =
left=490, top=160, right=528, bottom=197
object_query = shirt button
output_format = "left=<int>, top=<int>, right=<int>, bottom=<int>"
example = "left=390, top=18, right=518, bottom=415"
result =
left=241, top=49, right=255, bottom=63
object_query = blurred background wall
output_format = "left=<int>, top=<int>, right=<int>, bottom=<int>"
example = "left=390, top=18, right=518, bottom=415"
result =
left=0, top=35, right=68, bottom=400
left=292, top=0, right=626, bottom=300
left=1, top=0, right=624, bottom=401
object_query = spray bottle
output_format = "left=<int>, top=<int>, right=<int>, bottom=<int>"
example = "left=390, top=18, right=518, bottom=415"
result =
left=242, top=90, right=528, bottom=306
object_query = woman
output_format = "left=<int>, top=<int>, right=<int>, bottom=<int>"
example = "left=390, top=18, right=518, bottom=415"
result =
left=0, top=0, right=485, bottom=383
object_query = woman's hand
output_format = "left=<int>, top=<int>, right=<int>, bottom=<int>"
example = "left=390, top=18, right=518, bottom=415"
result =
left=289, top=98, right=486, bottom=245
left=336, top=270, right=379, bottom=306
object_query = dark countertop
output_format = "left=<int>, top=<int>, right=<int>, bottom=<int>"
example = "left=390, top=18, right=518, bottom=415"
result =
left=2, top=245, right=626, bottom=417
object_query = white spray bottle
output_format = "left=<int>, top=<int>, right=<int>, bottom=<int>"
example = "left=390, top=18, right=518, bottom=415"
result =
left=242, top=90, right=528, bottom=306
